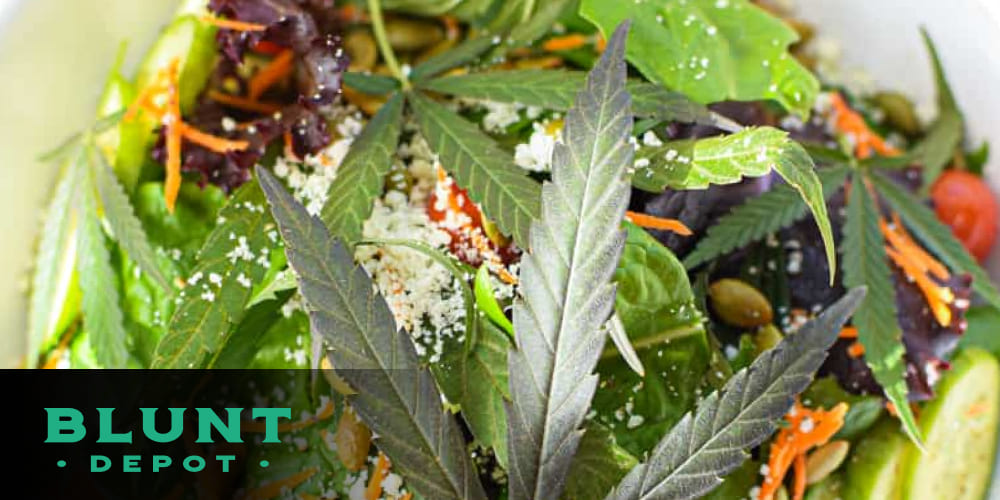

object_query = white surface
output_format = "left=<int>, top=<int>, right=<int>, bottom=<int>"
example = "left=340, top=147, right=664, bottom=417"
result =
left=0, top=0, right=177, bottom=367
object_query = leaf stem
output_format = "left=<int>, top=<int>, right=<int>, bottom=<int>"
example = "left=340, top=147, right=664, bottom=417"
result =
left=366, top=0, right=410, bottom=89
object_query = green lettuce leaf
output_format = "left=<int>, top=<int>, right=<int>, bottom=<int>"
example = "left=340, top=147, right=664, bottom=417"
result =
left=580, top=0, right=819, bottom=117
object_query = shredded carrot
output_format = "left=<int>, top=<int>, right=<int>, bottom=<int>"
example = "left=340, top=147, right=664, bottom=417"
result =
left=758, top=402, right=848, bottom=500
left=543, top=33, right=589, bottom=52
left=625, top=211, right=693, bottom=235
left=596, top=35, right=607, bottom=53
left=208, top=90, right=283, bottom=114
left=885, top=247, right=954, bottom=327
left=248, top=49, right=295, bottom=100
left=879, top=213, right=955, bottom=327
left=164, top=59, right=183, bottom=213
left=179, top=123, right=250, bottom=153
left=792, top=453, right=807, bottom=500
left=365, top=453, right=391, bottom=500
left=880, top=218, right=950, bottom=280
left=838, top=326, right=858, bottom=339
left=200, top=14, right=268, bottom=32
left=828, top=92, right=900, bottom=159
left=245, top=467, right=317, bottom=500
left=400, top=493, right=413, bottom=500
left=847, top=341, right=866, bottom=358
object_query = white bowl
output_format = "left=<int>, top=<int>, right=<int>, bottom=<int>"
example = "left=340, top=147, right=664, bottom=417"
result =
left=0, top=0, right=997, bottom=494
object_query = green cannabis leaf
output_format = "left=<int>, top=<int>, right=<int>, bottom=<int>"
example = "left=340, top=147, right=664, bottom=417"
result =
left=912, top=29, right=963, bottom=190
left=842, top=172, right=922, bottom=446
left=606, top=288, right=866, bottom=500
left=410, top=92, right=542, bottom=248
left=684, top=165, right=850, bottom=270
left=505, top=22, right=633, bottom=500
left=410, top=36, right=497, bottom=82
left=258, top=167, right=487, bottom=500
left=321, top=92, right=404, bottom=246
left=872, top=171, right=1000, bottom=309
left=419, top=70, right=737, bottom=130
left=151, top=181, right=274, bottom=369
left=93, top=149, right=170, bottom=290
left=77, top=162, right=129, bottom=368
left=580, top=0, right=819, bottom=117
left=27, top=149, right=85, bottom=361
left=563, top=423, right=639, bottom=500
left=635, top=128, right=837, bottom=282
left=343, top=72, right=401, bottom=95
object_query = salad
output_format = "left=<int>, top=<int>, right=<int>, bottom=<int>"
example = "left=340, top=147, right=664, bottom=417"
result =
left=25, top=0, right=1000, bottom=498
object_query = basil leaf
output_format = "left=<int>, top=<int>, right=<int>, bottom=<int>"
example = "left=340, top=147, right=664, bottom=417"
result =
left=842, top=172, right=922, bottom=446
left=580, top=0, right=819, bottom=117
left=505, top=23, right=633, bottom=500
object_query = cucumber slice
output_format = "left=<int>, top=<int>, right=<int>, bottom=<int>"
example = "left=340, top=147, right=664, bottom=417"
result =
left=901, top=348, right=1000, bottom=500
left=135, top=15, right=217, bottom=114
left=842, top=418, right=906, bottom=500
left=804, top=474, right=843, bottom=500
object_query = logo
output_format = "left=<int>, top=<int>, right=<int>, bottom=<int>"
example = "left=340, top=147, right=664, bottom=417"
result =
left=45, top=407, right=291, bottom=473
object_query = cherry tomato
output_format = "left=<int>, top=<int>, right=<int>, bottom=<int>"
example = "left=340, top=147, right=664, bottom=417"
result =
left=931, top=169, right=999, bottom=262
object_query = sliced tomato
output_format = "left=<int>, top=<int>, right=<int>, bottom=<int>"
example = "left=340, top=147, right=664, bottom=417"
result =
left=931, top=169, right=999, bottom=262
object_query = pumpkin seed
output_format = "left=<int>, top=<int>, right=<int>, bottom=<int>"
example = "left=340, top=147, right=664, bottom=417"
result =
left=873, top=91, right=921, bottom=137
left=806, top=440, right=850, bottom=485
left=334, top=405, right=372, bottom=472
left=386, top=18, right=444, bottom=52
left=344, top=29, right=377, bottom=71
left=708, top=278, right=774, bottom=328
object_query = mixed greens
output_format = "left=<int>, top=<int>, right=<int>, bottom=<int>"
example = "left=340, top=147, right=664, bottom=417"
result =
left=26, top=0, right=1000, bottom=499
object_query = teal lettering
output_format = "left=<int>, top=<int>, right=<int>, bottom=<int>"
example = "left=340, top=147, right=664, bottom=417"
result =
left=195, top=408, right=243, bottom=444
left=140, top=408, right=185, bottom=443
left=96, top=408, right=132, bottom=444
left=153, top=455, right=172, bottom=472
left=123, top=455, right=141, bottom=473
left=251, top=408, right=291, bottom=443
left=44, top=408, right=85, bottom=443
left=183, top=456, right=206, bottom=472
left=91, top=455, right=110, bottom=472
left=216, top=455, right=236, bottom=473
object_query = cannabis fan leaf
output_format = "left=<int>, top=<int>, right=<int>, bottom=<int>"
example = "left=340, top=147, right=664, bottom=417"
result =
left=841, top=172, right=922, bottom=445
left=320, top=92, right=404, bottom=245
left=258, top=167, right=487, bottom=500
left=504, top=22, right=634, bottom=500
left=606, top=288, right=866, bottom=500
